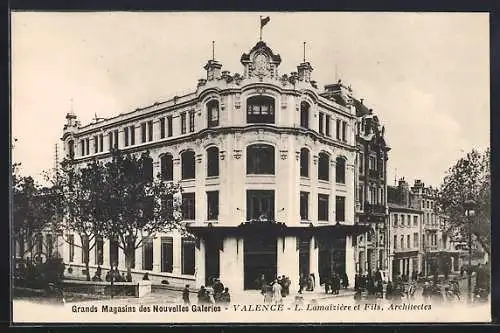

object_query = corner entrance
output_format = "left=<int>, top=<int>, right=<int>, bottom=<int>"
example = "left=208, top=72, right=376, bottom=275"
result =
left=244, top=235, right=277, bottom=290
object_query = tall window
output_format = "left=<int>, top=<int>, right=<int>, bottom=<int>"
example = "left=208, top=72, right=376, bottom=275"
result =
left=414, top=233, right=419, bottom=248
left=143, top=157, right=153, bottom=182
left=167, top=116, right=173, bottom=137
left=130, top=126, right=135, bottom=145
left=413, top=216, right=418, bottom=226
left=318, top=152, right=330, bottom=181
left=336, top=119, right=341, bottom=140
left=81, top=235, right=89, bottom=264
left=181, top=238, right=196, bottom=275
left=86, top=138, right=90, bottom=155
left=124, top=127, right=129, bottom=146
left=393, top=235, right=397, bottom=249
left=300, top=102, right=309, bottom=128
left=336, top=196, right=346, bottom=222
left=318, top=194, right=329, bottom=221
left=359, top=153, right=364, bottom=174
left=114, top=130, right=119, bottom=149
left=189, top=110, right=195, bottom=132
left=142, top=237, right=153, bottom=270
left=108, top=133, right=113, bottom=150
left=160, top=153, right=173, bottom=181
left=325, top=115, right=331, bottom=136
left=400, top=236, right=404, bottom=249
left=407, top=235, right=410, bottom=248
left=342, top=121, right=347, bottom=141
left=161, top=237, right=173, bottom=273
left=394, top=214, right=398, bottom=227
left=109, top=239, right=119, bottom=267
left=141, top=123, right=147, bottom=143
left=246, top=144, right=275, bottom=175
left=300, top=191, right=309, bottom=220
left=246, top=190, right=275, bottom=221
left=318, top=112, right=324, bottom=134
left=206, top=147, right=219, bottom=177
left=207, top=100, right=219, bottom=128
left=68, top=140, right=75, bottom=159
left=181, top=150, right=195, bottom=180
left=207, top=191, right=219, bottom=220
left=95, top=236, right=104, bottom=266
left=182, top=193, right=195, bottom=220
left=147, top=121, right=153, bottom=141
left=246, top=95, right=275, bottom=124
left=300, top=148, right=309, bottom=177
left=68, top=234, right=74, bottom=262
left=181, top=113, right=187, bottom=134
left=99, top=134, right=104, bottom=152
left=80, top=140, right=85, bottom=156
left=336, top=157, right=346, bottom=184
left=93, top=135, right=98, bottom=153
left=160, top=117, right=166, bottom=139
left=401, top=214, right=405, bottom=226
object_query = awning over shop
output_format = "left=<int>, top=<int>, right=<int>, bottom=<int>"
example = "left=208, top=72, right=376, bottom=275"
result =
left=186, top=221, right=372, bottom=238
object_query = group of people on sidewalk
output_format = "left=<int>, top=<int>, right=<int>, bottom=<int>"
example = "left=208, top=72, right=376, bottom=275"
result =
left=261, top=275, right=292, bottom=304
left=354, top=269, right=385, bottom=299
left=182, top=279, right=231, bottom=305
left=324, top=271, right=349, bottom=295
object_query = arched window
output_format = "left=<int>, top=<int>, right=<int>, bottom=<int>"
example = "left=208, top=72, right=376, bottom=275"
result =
left=300, top=148, right=309, bottom=178
left=207, top=100, right=219, bottom=128
left=181, top=150, right=196, bottom=180
left=246, top=95, right=275, bottom=124
left=246, top=144, right=275, bottom=175
left=142, top=156, right=154, bottom=182
left=300, top=102, right=310, bottom=128
left=318, top=152, right=330, bottom=181
left=336, top=157, right=346, bottom=184
left=160, top=153, right=173, bottom=181
left=206, top=147, right=219, bottom=177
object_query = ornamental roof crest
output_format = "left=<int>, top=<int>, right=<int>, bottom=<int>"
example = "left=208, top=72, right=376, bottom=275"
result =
left=241, top=41, right=282, bottom=79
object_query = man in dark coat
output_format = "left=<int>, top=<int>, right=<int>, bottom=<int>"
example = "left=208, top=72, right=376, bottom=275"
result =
left=197, top=286, right=206, bottom=304
left=182, top=284, right=190, bottom=304
left=213, top=279, right=224, bottom=302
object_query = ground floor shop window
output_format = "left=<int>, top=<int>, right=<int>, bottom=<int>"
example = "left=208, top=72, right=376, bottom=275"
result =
left=161, top=237, right=173, bottom=273
left=181, top=238, right=195, bottom=275
left=142, top=237, right=153, bottom=271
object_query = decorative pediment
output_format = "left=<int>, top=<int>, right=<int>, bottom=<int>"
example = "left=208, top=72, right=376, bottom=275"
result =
left=241, top=41, right=282, bottom=79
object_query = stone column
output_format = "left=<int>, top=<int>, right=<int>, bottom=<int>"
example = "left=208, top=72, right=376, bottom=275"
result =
left=277, top=236, right=299, bottom=292
left=172, top=234, right=182, bottom=275
left=152, top=237, right=161, bottom=273
left=408, top=257, right=413, bottom=278
left=345, top=235, right=356, bottom=286
left=220, top=237, right=244, bottom=292
left=309, top=236, right=319, bottom=289
left=195, top=238, right=205, bottom=288
left=399, top=259, right=403, bottom=276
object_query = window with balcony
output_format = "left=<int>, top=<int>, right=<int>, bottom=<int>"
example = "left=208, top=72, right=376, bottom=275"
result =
left=206, top=147, right=219, bottom=177
left=207, top=100, right=220, bottom=128
left=167, top=116, right=173, bottom=137
left=401, top=214, right=405, bottom=226
left=182, top=192, right=195, bottom=220
left=300, top=191, right=309, bottom=220
left=160, top=153, right=173, bottom=181
left=336, top=157, right=346, bottom=184
left=318, top=152, right=330, bottom=181
left=300, top=148, right=309, bottom=178
left=318, top=194, right=329, bottom=222
left=336, top=196, right=345, bottom=222
left=246, top=144, right=275, bottom=175
left=181, top=150, right=195, bottom=180
left=359, top=153, right=364, bottom=174
left=246, top=95, right=275, bottom=124
left=206, top=191, right=219, bottom=220
left=300, top=102, right=309, bottom=128
left=246, top=190, right=275, bottom=221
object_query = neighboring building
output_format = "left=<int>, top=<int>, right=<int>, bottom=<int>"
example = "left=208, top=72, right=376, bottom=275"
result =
left=350, top=99, right=390, bottom=276
left=387, top=178, right=423, bottom=280
left=58, top=39, right=372, bottom=292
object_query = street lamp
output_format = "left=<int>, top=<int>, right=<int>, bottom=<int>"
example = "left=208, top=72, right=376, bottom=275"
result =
left=464, top=199, right=476, bottom=303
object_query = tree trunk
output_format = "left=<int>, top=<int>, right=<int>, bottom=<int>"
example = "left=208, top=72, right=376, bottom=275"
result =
left=125, top=246, right=134, bottom=282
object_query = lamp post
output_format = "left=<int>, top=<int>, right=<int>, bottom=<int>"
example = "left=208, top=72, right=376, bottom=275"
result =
left=464, top=199, right=476, bottom=303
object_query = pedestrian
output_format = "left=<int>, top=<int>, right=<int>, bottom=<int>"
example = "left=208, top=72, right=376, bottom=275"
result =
left=259, top=274, right=267, bottom=295
left=298, top=273, right=305, bottom=294
left=220, top=287, right=231, bottom=305
left=334, top=273, right=341, bottom=295
left=283, top=275, right=290, bottom=297
left=272, top=279, right=283, bottom=304
left=182, top=284, right=190, bottom=304
left=324, top=274, right=330, bottom=294
left=204, top=290, right=213, bottom=304
left=354, top=273, right=360, bottom=292
left=386, top=281, right=393, bottom=301
left=342, top=272, right=349, bottom=289
left=197, top=286, right=206, bottom=304
left=213, top=278, right=224, bottom=302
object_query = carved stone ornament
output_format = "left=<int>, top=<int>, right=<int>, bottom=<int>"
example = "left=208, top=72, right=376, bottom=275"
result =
left=220, top=150, right=226, bottom=160
left=233, top=149, right=242, bottom=159
left=295, top=151, right=301, bottom=161
left=196, top=154, right=202, bottom=163
left=280, top=150, right=288, bottom=160
left=313, top=155, right=318, bottom=165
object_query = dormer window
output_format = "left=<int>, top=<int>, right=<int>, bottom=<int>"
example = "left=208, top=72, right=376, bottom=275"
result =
left=246, top=96, right=275, bottom=124
left=207, top=100, right=219, bottom=128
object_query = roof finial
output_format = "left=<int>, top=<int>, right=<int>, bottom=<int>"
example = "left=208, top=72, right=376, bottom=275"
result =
left=212, top=40, right=215, bottom=61
left=303, top=41, right=306, bottom=63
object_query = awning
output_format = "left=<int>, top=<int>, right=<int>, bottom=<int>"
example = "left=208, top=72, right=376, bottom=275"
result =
left=186, top=222, right=371, bottom=238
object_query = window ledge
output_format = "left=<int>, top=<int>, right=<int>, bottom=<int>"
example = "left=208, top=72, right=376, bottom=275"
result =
left=205, top=220, right=219, bottom=223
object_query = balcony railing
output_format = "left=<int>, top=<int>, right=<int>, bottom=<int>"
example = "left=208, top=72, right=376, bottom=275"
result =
left=364, top=202, right=386, bottom=215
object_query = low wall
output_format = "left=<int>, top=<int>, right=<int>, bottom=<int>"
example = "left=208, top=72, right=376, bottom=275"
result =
left=62, top=279, right=152, bottom=298
left=63, top=263, right=195, bottom=288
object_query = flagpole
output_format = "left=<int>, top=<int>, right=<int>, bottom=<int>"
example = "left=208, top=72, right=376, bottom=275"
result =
left=259, top=16, right=262, bottom=41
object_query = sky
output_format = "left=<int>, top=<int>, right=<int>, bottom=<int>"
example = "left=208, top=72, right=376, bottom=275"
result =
left=11, top=12, right=490, bottom=187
